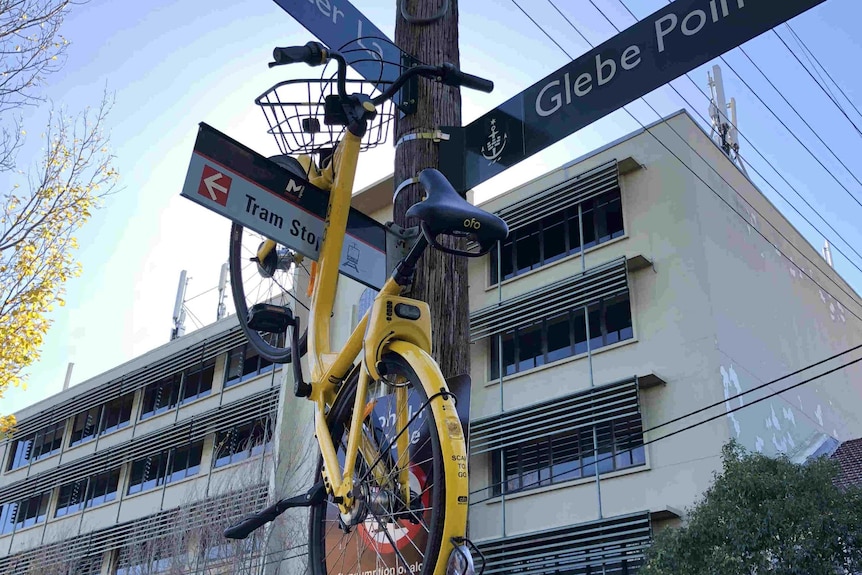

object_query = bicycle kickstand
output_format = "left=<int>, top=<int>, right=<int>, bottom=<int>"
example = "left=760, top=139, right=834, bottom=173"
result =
left=224, top=481, right=326, bottom=539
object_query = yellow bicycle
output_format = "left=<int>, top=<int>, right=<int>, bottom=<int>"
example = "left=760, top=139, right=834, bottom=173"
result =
left=223, top=41, right=508, bottom=575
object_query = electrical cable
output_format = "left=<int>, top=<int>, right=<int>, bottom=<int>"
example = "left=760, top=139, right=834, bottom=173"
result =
left=470, top=346, right=862, bottom=502
left=732, top=43, right=862, bottom=191
left=400, top=0, right=449, bottom=25
left=515, top=0, right=862, bottom=323
left=587, top=0, right=862, bottom=279
left=772, top=28, right=862, bottom=139
left=784, top=26, right=843, bottom=119
left=474, top=0, right=862, bottom=503
left=184, top=284, right=219, bottom=303
left=785, top=23, right=862, bottom=124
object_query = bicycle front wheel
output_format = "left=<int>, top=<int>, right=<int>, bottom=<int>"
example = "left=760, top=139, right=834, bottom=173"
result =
left=308, top=352, right=447, bottom=575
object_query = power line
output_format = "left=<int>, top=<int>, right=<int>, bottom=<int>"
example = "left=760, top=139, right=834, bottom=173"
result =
left=470, top=345, right=862, bottom=502
left=731, top=43, right=862, bottom=194
left=590, top=0, right=862, bottom=276
left=785, top=23, right=862, bottom=125
left=185, top=284, right=219, bottom=303
left=771, top=28, right=862, bottom=139
left=473, top=0, right=862, bottom=501
left=590, top=1, right=862, bottom=279
left=784, top=27, right=843, bottom=119
left=519, top=0, right=862, bottom=323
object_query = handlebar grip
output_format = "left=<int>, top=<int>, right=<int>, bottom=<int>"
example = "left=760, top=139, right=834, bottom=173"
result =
left=223, top=502, right=280, bottom=539
left=441, top=63, right=494, bottom=93
left=271, top=41, right=327, bottom=67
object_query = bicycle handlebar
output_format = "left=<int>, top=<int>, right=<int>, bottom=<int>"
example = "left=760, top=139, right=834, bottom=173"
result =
left=269, top=41, right=494, bottom=105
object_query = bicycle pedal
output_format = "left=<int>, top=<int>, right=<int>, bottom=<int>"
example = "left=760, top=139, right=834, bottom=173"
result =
left=247, top=303, right=294, bottom=333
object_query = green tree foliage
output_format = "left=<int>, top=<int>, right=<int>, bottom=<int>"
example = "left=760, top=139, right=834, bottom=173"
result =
left=642, top=441, right=862, bottom=575
left=0, top=0, right=118, bottom=435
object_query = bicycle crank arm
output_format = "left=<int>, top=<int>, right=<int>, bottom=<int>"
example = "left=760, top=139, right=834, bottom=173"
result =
left=224, top=481, right=326, bottom=539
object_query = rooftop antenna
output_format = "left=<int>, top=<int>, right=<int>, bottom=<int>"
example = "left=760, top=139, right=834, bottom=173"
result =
left=708, top=64, right=748, bottom=176
left=170, top=270, right=188, bottom=341
left=823, top=239, right=834, bottom=268
left=217, top=262, right=229, bottom=320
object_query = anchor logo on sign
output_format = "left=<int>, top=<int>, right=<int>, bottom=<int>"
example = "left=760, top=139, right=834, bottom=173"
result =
left=481, top=118, right=507, bottom=164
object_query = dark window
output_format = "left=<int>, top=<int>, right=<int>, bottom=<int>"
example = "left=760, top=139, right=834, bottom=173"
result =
left=127, top=451, right=170, bottom=495
left=9, top=492, right=49, bottom=531
left=214, top=418, right=273, bottom=468
left=69, top=555, right=103, bottom=575
left=140, top=374, right=181, bottom=419
left=32, top=422, right=64, bottom=462
left=85, top=468, right=120, bottom=508
left=490, top=294, right=633, bottom=379
left=491, top=415, right=645, bottom=495
left=0, top=503, right=15, bottom=534
left=99, top=393, right=134, bottom=435
left=168, top=441, right=203, bottom=483
left=489, top=189, right=624, bottom=283
left=181, top=358, right=215, bottom=404
left=7, top=422, right=65, bottom=470
left=224, top=343, right=275, bottom=388
left=127, top=442, right=203, bottom=495
left=55, top=477, right=88, bottom=517
left=70, top=405, right=101, bottom=447
left=6, top=434, right=34, bottom=471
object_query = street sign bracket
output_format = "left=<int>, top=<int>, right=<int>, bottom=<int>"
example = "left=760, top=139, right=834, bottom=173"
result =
left=385, top=222, right=421, bottom=275
left=397, top=53, right=420, bottom=115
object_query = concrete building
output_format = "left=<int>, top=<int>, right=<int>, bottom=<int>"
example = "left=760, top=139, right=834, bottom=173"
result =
left=462, top=109, right=862, bottom=573
left=2, top=109, right=861, bottom=574
left=0, top=317, right=284, bottom=573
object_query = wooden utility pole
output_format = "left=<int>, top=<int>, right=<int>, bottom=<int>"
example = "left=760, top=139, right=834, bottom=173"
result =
left=393, top=0, right=466, bottom=379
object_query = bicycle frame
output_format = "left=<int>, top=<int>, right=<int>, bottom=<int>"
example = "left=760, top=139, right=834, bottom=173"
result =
left=295, top=131, right=470, bottom=575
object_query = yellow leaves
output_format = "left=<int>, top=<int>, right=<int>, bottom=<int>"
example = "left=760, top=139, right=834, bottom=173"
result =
left=0, top=414, right=16, bottom=438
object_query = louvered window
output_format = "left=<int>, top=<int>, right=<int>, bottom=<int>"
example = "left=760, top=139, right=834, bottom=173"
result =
left=224, top=342, right=277, bottom=388
left=478, top=512, right=651, bottom=575
left=478, top=377, right=647, bottom=497
left=492, top=415, right=645, bottom=495
left=489, top=292, right=632, bottom=378
left=491, top=189, right=623, bottom=283
left=213, top=417, right=273, bottom=468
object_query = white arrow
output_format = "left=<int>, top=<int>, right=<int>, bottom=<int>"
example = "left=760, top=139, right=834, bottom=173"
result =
left=204, top=171, right=228, bottom=200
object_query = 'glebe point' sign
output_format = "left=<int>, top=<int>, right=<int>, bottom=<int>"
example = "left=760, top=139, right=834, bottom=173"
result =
left=439, top=0, right=827, bottom=193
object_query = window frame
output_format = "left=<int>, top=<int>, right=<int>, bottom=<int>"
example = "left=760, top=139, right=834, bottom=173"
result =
left=224, top=343, right=276, bottom=388
left=55, top=477, right=88, bottom=517
left=139, top=373, right=182, bottom=420
left=99, top=393, right=134, bottom=436
left=489, top=188, right=624, bottom=285
left=490, top=293, right=633, bottom=379
left=213, top=418, right=274, bottom=468
left=491, top=414, right=646, bottom=496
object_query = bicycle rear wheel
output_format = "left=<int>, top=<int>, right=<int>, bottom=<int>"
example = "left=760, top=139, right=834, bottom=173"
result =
left=228, top=222, right=309, bottom=363
left=308, top=352, right=447, bottom=575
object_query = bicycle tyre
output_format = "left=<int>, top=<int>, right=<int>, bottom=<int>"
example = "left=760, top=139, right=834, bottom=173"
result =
left=228, top=222, right=308, bottom=363
left=308, top=352, right=446, bottom=575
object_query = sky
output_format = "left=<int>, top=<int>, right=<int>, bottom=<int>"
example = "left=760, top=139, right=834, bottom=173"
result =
left=4, top=0, right=862, bottom=414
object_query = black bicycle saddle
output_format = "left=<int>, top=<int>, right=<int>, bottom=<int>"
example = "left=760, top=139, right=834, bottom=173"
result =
left=406, top=169, right=509, bottom=256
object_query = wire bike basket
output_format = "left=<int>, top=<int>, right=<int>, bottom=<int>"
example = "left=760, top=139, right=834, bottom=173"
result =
left=255, top=76, right=396, bottom=156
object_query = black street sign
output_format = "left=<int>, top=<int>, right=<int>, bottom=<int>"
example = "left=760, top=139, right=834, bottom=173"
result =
left=271, top=0, right=400, bottom=89
left=440, top=0, right=827, bottom=193
left=180, top=123, right=388, bottom=290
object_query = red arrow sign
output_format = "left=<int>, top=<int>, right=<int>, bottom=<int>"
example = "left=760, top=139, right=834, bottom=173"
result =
left=198, top=164, right=231, bottom=206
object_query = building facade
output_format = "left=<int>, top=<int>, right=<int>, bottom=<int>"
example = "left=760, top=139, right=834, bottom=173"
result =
left=2, top=110, right=861, bottom=574
left=0, top=317, right=286, bottom=574
left=463, top=110, right=862, bottom=573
